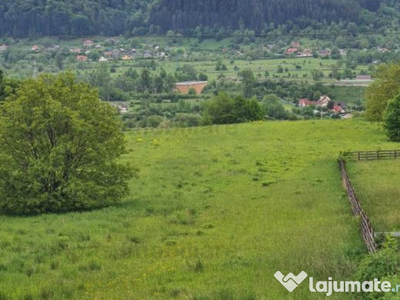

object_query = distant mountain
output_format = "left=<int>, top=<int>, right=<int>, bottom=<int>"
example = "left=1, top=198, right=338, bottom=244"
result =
left=0, top=0, right=388, bottom=38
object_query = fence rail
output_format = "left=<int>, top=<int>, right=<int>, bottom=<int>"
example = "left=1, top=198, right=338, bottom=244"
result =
left=345, top=150, right=400, bottom=161
left=338, top=158, right=377, bottom=253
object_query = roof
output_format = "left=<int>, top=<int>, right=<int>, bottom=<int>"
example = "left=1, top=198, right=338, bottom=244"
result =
left=175, top=81, right=208, bottom=86
left=356, top=75, right=371, bottom=80
left=299, top=99, right=317, bottom=106
left=333, top=106, right=344, bottom=113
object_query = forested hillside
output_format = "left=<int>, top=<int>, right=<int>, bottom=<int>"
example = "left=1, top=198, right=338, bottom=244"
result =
left=0, top=0, right=394, bottom=37
left=0, top=0, right=155, bottom=37
left=150, top=0, right=381, bottom=33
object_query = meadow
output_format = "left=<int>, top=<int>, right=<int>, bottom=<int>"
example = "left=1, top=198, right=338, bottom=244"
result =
left=78, top=57, right=367, bottom=84
left=347, top=159, right=400, bottom=232
left=0, top=119, right=395, bottom=300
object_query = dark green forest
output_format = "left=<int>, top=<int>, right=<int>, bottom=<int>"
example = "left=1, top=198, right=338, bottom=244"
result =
left=0, top=0, right=155, bottom=37
left=150, top=0, right=381, bottom=33
left=1, top=0, right=399, bottom=37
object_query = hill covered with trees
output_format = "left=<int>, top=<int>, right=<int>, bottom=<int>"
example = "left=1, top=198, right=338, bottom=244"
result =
left=0, top=0, right=395, bottom=37
left=150, top=0, right=382, bottom=34
left=0, top=0, right=156, bottom=37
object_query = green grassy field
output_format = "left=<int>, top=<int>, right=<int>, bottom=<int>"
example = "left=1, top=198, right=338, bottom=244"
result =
left=88, top=57, right=364, bottom=83
left=347, top=160, right=400, bottom=232
left=0, top=119, right=394, bottom=299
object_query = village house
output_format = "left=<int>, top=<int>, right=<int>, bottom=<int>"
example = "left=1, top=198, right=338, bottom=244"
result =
left=332, top=104, right=346, bottom=114
left=319, top=49, right=331, bottom=57
left=175, top=81, right=208, bottom=95
left=99, top=56, right=108, bottom=62
left=0, top=44, right=8, bottom=51
left=297, top=49, right=313, bottom=58
left=31, top=45, right=40, bottom=51
left=76, top=55, right=88, bottom=62
left=83, top=40, right=94, bottom=48
left=104, top=51, right=113, bottom=57
left=116, top=104, right=129, bottom=114
left=70, top=48, right=82, bottom=54
left=122, top=55, right=132, bottom=61
left=317, top=95, right=331, bottom=107
left=291, top=41, right=300, bottom=48
left=298, top=99, right=317, bottom=107
left=356, top=75, right=372, bottom=81
left=285, top=48, right=298, bottom=55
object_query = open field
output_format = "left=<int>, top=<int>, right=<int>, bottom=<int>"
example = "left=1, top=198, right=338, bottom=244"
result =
left=347, top=160, right=400, bottom=232
left=0, top=119, right=394, bottom=299
left=76, top=57, right=369, bottom=84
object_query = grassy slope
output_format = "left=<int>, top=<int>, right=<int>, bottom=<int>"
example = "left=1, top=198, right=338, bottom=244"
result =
left=347, top=160, right=400, bottom=232
left=0, top=119, right=394, bottom=299
left=105, top=58, right=353, bottom=83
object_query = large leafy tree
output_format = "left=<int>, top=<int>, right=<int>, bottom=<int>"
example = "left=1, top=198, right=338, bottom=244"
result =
left=0, top=73, right=133, bottom=215
left=365, top=63, right=400, bottom=122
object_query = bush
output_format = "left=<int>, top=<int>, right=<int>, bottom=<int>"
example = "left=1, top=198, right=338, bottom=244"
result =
left=384, top=93, right=400, bottom=141
left=202, top=93, right=263, bottom=124
left=0, top=73, right=134, bottom=215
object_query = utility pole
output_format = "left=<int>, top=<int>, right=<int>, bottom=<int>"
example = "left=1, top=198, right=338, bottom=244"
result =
left=33, top=60, right=38, bottom=78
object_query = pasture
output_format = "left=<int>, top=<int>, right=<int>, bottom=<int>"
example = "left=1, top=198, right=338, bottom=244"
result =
left=0, top=119, right=395, bottom=299
left=347, top=159, right=400, bottom=232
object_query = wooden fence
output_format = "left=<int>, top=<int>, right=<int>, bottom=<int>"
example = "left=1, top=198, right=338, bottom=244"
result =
left=338, top=158, right=377, bottom=253
left=345, top=150, right=400, bottom=161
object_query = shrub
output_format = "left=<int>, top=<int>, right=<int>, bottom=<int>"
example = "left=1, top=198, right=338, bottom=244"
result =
left=202, top=93, right=263, bottom=124
left=384, top=93, right=400, bottom=141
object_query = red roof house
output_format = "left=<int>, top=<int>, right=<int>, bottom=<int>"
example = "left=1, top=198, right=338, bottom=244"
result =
left=299, top=99, right=317, bottom=107
left=286, top=48, right=298, bottom=55
left=76, top=55, right=88, bottom=62
left=83, top=40, right=94, bottom=47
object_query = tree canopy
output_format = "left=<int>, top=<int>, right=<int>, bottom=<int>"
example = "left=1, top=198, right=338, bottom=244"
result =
left=150, top=0, right=381, bottom=34
left=202, top=93, right=263, bottom=125
left=383, top=92, right=400, bottom=141
left=0, top=0, right=387, bottom=37
left=365, top=62, right=400, bottom=121
left=0, top=73, right=133, bottom=215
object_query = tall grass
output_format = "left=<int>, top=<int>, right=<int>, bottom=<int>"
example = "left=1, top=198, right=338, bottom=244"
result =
left=347, top=160, right=400, bottom=232
left=0, top=119, right=393, bottom=299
